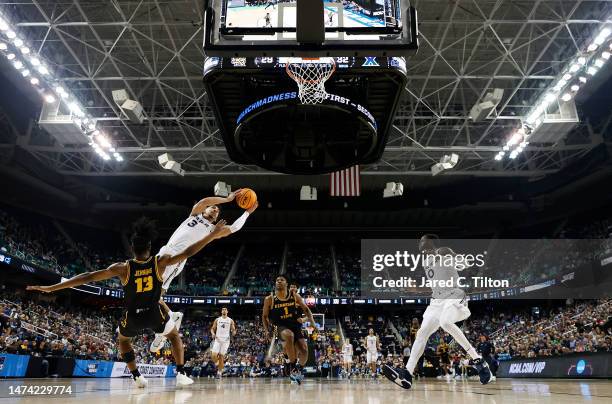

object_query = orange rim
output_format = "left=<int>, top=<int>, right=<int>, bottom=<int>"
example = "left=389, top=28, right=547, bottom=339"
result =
left=286, top=58, right=336, bottom=85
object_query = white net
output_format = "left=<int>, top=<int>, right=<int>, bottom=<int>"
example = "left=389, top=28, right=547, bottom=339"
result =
left=286, top=58, right=336, bottom=104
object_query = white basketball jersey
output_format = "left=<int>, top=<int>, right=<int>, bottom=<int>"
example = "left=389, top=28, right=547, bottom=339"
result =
left=423, top=248, right=464, bottom=299
left=160, top=213, right=214, bottom=254
left=215, top=317, right=233, bottom=341
left=366, top=336, right=377, bottom=352
left=342, top=343, right=353, bottom=356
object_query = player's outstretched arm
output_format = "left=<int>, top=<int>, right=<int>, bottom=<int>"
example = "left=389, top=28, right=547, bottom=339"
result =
left=262, top=295, right=272, bottom=341
left=27, top=262, right=127, bottom=293
left=190, top=189, right=243, bottom=216
left=294, top=293, right=317, bottom=331
left=228, top=200, right=258, bottom=234
left=158, top=220, right=231, bottom=268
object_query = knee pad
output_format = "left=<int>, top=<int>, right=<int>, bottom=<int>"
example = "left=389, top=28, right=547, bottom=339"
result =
left=122, top=350, right=136, bottom=363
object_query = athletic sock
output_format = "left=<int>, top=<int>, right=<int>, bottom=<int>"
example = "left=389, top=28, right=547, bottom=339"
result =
left=467, top=348, right=481, bottom=360
left=176, top=364, right=185, bottom=375
left=131, top=368, right=142, bottom=380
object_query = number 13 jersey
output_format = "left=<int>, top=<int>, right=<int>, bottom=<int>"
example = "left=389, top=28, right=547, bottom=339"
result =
left=122, top=256, right=163, bottom=311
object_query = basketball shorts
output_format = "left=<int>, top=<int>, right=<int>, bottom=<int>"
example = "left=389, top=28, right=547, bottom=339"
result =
left=119, top=304, right=176, bottom=338
left=276, top=324, right=306, bottom=341
left=366, top=351, right=378, bottom=364
left=158, top=245, right=187, bottom=290
left=440, top=353, right=450, bottom=365
left=423, top=298, right=471, bottom=324
left=211, top=339, right=230, bottom=355
left=343, top=355, right=353, bottom=364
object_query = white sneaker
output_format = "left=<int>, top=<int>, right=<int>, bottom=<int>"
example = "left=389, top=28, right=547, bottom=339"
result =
left=150, top=333, right=166, bottom=352
left=176, top=372, right=194, bottom=386
left=490, top=375, right=497, bottom=382
left=172, top=312, right=184, bottom=331
left=133, top=375, right=148, bottom=388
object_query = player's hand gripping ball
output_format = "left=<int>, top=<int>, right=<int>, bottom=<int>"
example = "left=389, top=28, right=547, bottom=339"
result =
left=236, top=188, right=257, bottom=210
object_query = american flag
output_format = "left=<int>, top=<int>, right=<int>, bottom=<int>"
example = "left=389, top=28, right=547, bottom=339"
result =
left=330, top=165, right=360, bottom=197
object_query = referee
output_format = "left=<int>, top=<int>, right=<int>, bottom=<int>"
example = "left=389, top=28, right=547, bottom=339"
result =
left=477, top=335, right=497, bottom=380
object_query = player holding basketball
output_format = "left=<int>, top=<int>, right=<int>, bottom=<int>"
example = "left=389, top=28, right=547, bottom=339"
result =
left=365, top=329, right=380, bottom=378
left=149, top=189, right=258, bottom=352
left=262, top=275, right=317, bottom=385
left=27, top=218, right=231, bottom=388
left=210, top=307, right=236, bottom=379
left=341, top=338, right=354, bottom=378
left=383, top=234, right=491, bottom=389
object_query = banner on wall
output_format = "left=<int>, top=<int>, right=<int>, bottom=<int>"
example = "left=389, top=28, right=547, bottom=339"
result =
left=0, top=354, right=30, bottom=377
left=498, top=352, right=612, bottom=378
left=111, top=362, right=175, bottom=378
left=72, top=359, right=115, bottom=377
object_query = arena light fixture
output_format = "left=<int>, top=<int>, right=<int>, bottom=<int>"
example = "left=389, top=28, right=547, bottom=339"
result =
left=504, top=23, right=612, bottom=161
left=0, top=9, right=123, bottom=163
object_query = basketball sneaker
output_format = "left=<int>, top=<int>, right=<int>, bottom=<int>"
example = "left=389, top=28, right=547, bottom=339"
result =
left=472, top=358, right=492, bottom=385
left=382, top=364, right=412, bottom=390
left=176, top=372, right=194, bottom=386
left=133, top=375, right=148, bottom=388
left=150, top=312, right=184, bottom=352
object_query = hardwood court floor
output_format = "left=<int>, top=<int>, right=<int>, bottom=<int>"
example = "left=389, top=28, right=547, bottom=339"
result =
left=1, top=377, right=611, bottom=403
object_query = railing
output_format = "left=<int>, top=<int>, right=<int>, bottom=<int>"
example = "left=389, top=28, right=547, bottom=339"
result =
left=3, top=298, right=114, bottom=348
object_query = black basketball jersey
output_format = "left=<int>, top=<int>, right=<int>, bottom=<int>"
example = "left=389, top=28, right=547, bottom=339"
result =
left=269, top=291, right=301, bottom=327
left=122, top=256, right=163, bottom=311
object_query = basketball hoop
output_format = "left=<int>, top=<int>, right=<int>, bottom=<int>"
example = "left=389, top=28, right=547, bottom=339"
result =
left=286, top=57, right=336, bottom=105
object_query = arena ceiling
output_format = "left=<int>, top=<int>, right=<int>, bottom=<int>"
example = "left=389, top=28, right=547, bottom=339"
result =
left=0, top=0, right=611, bottom=178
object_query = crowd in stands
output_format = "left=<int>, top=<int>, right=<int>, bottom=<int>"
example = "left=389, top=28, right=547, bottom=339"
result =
left=1, top=280, right=611, bottom=379
left=334, top=243, right=360, bottom=297
left=486, top=299, right=612, bottom=358
left=227, top=244, right=282, bottom=296
left=2, top=202, right=612, bottom=297
left=286, top=244, right=334, bottom=295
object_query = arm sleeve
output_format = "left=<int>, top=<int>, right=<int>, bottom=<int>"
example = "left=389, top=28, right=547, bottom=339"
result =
left=229, top=211, right=250, bottom=233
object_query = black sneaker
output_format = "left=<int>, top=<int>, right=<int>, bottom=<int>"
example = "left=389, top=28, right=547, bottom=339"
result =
left=472, top=358, right=492, bottom=385
left=383, top=364, right=412, bottom=389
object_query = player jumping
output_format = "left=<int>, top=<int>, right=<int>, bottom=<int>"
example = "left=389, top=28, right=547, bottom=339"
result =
left=27, top=218, right=231, bottom=388
left=149, top=190, right=257, bottom=352
left=383, top=234, right=492, bottom=389
left=262, top=275, right=317, bottom=385
left=210, top=307, right=237, bottom=379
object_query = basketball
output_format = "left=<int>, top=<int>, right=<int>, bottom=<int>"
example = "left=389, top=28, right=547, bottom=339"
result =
left=236, top=188, right=257, bottom=209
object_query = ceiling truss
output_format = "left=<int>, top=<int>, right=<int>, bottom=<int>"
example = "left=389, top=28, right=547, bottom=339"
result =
left=0, top=0, right=610, bottom=177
